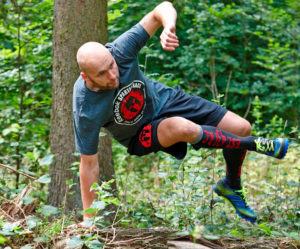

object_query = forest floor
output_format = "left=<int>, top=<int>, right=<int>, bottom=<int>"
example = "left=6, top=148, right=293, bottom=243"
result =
left=0, top=146, right=299, bottom=249
left=0, top=211, right=299, bottom=249
left=51, top=226, right=300, bottom=249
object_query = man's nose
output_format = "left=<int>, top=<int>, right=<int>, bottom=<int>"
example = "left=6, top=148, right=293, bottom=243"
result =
left=108, top=69, right=116, bottom=80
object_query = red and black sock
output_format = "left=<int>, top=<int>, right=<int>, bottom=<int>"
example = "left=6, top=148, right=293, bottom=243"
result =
left=192, top=125, right=256, bottom=151
left=191, top=125, right=255, bottom=190
left=223, top=148, right=247, bottom=189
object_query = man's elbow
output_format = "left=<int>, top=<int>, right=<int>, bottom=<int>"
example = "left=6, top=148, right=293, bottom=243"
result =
left=154, top=1, right=173, bottom=12
left=157, top=1, right=173, bottom=8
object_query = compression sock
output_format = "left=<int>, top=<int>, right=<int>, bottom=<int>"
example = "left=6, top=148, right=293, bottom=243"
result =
left=223, top=148, right=247, bottom=189
left=192, top=125, right=256, bottom=151
left=192, top=125, right=289, bottom=159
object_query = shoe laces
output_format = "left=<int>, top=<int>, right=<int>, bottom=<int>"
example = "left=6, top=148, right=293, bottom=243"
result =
left=234, top=188, right=249, bottom=208
left=254, top=138, right=275, bottom=153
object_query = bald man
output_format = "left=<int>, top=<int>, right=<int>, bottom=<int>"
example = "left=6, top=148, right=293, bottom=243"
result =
left=73, top=1, right=289, bottom=224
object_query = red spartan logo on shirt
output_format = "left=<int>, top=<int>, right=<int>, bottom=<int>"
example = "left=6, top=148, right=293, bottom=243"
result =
left=139, top=124, right=152, bottom=148
left=113, top=80, right=146, bottom=125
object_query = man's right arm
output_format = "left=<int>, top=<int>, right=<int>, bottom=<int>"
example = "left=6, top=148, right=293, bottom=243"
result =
left=79, top=153, right=99, bottom=221
left=139, top=1, right=179, bottom=51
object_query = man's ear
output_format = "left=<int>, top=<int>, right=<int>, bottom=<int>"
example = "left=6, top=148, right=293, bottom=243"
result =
left=81, top=72, right=87, bottom=80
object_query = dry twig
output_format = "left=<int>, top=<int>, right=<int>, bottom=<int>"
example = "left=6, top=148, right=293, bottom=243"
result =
left=0, top=163, right=37, bottom=181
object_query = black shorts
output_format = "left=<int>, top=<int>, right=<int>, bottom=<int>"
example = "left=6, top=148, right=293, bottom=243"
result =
left=127, top=86, right=227, bottom=160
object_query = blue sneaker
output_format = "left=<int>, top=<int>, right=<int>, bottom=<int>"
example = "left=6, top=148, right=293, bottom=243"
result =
left=213, top=179, right=257, bottom=222
left=254, top=138, right=289, bottom=159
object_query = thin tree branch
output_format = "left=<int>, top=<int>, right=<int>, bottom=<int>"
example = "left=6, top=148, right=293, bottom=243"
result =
left=243, top=97, right=252, bottom=119
left=224, top=70, right=232, bottom=107
left=0, top=163, right=37, bottom=181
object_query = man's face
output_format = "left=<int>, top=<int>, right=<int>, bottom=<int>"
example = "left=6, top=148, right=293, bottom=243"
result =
left=83, top=50, right=120, bottom=91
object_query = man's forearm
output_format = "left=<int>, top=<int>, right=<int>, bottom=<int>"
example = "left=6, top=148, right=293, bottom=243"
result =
left=153, top=1, right=177, bottom=28
left=79, top=161, right=99, bottom=220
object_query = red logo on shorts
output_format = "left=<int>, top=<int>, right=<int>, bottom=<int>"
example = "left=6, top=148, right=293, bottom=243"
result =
left=113, top=81, right=146, bottom=125
left=139, top=124, right=152, bottom=148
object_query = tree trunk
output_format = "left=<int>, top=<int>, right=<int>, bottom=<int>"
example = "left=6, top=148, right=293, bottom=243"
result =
left=49, top=0, right=114, bottom=214
left=98, top=129, right=116, bottom=190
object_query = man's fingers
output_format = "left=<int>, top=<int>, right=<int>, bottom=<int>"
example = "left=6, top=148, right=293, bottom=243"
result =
left=161, top=36, right=179, bottom=45
left=161, top=41, right=179, bottom=51
left=160, top=31, right=178, bottom=42
left=160, top=30, right=179, bottom=51
left=160, top=36, right=179, bottom=51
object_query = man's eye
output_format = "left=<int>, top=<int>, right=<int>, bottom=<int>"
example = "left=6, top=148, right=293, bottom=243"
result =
left=99, top=72, right=104, bottom=76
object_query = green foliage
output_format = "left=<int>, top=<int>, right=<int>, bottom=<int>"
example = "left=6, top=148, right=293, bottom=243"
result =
left=0, top=0, right=53, bottom=193
left=113, top=140, right=300, bottom=240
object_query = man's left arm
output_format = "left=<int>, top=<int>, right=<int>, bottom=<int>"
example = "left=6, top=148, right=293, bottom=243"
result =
left=140, top=1, right=179, bottom=51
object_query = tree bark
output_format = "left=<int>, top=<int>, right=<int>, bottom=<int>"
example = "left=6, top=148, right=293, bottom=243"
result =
left=49, top=0, right=114, bottom=213
left=98, top=129, right=116, bottom=190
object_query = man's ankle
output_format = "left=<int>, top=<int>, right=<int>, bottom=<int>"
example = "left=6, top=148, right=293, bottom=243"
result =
left=225, top=177, right=242, bottom=190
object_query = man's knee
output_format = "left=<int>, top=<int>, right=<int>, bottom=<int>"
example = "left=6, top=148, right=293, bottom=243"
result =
left=239, top=119, right=252, bottom=137
left=179, top=118, right=199, bottom=140
left=217, top=111, right=252, bottom=137
left=158, top=117, right=199, bottom=144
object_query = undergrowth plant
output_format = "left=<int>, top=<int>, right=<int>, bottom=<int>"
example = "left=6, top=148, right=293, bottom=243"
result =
left=113, top=113, right=300, bottom=241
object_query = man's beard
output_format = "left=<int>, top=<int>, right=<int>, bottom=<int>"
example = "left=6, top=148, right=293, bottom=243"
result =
left=89, top=76, right=119, bottom=91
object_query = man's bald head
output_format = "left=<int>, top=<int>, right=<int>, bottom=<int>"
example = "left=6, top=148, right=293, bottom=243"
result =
left=76, top=41, right=119, bottom=91
left=76, top=42, right=110, bottom=74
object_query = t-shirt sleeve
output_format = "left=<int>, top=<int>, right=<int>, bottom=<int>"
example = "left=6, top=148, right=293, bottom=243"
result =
left=107, top=23, right=150, bottom=59
left=73, top=111, right=101, bottom=155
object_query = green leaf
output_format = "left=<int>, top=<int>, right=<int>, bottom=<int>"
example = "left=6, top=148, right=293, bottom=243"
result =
left=34, top=236, right=48, bottom=243
left=99, top=132, right=106, bottom=137
left=258, top=223, right=271, bottom=235
left=85, top=208, right=98, bottom=214
left=203, top=234, right=220, bottom=240
left=2, top=222, right=20, bottom=232
left=67, top=236, right=83, bottom=248
left=81, top=219, right=93, bottom=227
left=270, top=231, right=282, bottom=237
left=36, top=175, right=51, bottom=184
left=90, top=201, right=106, bottom=210
left=283, top=231, right=299, bottom=241
left=2, top=123, right=20, bottom=136
left=107, top=198, right=120, bottom=206
left=86, top=240, right=104, bottom=249
left=22, top=196, right=36, bottom=205
left=66, top=179, right=74, bottom=185
left=26, top=217, right=41, bottom=230
left=25, top=152, right=36, bottom=161
left=90, top=183, right=99, bottom=191
left=0, top=235, right=8, bottom=245
left=20, top=246, right=33, bottom=249
left=39, top=154, right=54, bottom=166
left=154, top=213, right=164, bottom=219
left=171, top=230, right=190, bottom=236
left=158, top=172, right=168, bottom=178
left=40, top=205, right=59, bottom=217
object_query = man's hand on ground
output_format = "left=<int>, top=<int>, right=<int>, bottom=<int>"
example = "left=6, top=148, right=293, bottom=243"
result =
left=160, top=25, right=179, bottom=51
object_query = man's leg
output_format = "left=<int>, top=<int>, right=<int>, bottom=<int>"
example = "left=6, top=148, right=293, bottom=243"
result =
left=157, top=115, right=256, bottom=222
left=217, top=111, right=251, bottom=190
left=157, top=115, right=288, bottom=159
left=157, top=114, right=289, bottom=222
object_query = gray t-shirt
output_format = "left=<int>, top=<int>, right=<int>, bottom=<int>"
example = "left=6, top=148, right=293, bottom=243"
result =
left=73, top=24, right=177, bottom=155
